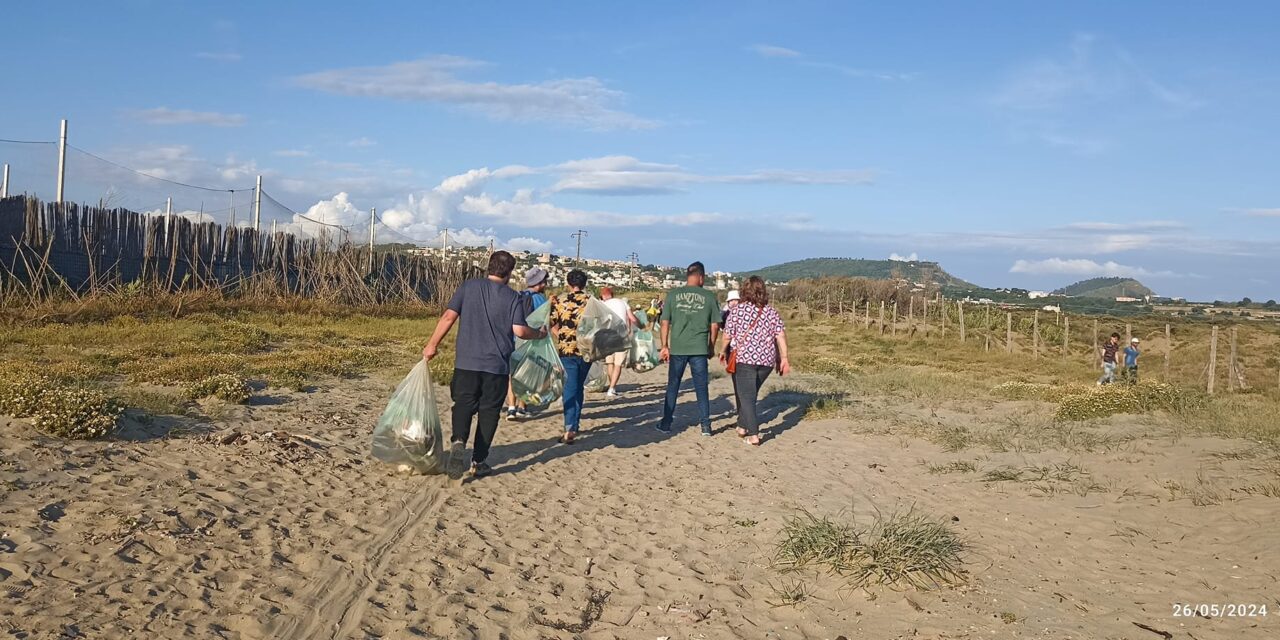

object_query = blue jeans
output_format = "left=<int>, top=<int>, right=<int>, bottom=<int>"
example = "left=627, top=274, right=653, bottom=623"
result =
left=1098, top=362, right=1116, bottom=385
left=560, top=355, right=591, bottom=433
left=661, top=354, right=711, bottom=430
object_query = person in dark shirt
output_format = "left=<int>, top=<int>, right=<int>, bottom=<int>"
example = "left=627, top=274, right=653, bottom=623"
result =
left=423, top=251, right=545, bottom=480
left=1097, top=332, right=1121, bottom=385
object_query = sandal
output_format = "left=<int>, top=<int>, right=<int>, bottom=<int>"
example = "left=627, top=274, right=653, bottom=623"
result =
left=736, top=427, right=749, bottom=438
left=560, top=433, right=576, bottom=445
left=743, top=434, right=762, bottom=446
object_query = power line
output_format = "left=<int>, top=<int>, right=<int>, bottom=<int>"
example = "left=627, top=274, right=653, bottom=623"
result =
left=259, top=190, right=349, bottom=230
left=0, top=138, right=56, bottom=145
left=66, top=144, right=255, bottom=193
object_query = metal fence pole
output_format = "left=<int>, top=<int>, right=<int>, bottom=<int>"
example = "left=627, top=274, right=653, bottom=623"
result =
left=1, top=163, right=9, bottom=198
left=56, top=119, right=68, bottom=204
left=253, top=175, right=262, bottom=233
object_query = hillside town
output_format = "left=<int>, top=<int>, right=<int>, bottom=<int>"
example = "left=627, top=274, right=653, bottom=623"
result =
left=404, top=245, right=737, bottom=291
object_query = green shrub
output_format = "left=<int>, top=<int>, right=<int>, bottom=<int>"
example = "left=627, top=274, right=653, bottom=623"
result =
left=127, top=353, right=246, bottom=385
left=0, top=371, right=122, bottom=439
left=184, top=374, right=252, bottom=404
left=31, top=386, right=124, bottom=439
left=1054, top=382, right=1205, bottom=421
left=808, top=356, right=858, bottom=379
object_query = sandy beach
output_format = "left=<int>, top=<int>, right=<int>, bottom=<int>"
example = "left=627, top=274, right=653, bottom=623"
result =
left=3, top=364, right=1278, bottom=639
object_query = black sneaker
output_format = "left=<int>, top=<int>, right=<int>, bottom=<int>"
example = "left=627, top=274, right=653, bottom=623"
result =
left=446, top=441, right=468, bottom=480
left=515, top=408, right=530, bottom=420
left=468, top=462, right=491, bottom=479
left=701, top=426, right=713, bottom=437
left=506, top=408, right=519, bottom=420
left=654, top=423, right=672, bottom=434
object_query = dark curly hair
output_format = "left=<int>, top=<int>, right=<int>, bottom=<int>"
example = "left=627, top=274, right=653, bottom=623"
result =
left=567, top=269, right=589, bottom=290
left=741, top=276, right=769, bottom=307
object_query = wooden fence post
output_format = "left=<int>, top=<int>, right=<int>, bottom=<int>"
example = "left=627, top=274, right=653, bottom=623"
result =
left=892, top=301, right=898, bottom=337
left=908, top=297, right=914, bottom=335
left=1032, top=310, right=1040, bottom=358
left=1063, top=314, right=1069, bottom=359
left=923, top=298, right=929, bottom=336
left=1006, top=312, right=1013, bottom=354
left=958, top=300, right=965, bottom=343
left=985, top=304, right=991, bottom=352
left=941, top=296, right=947, bottom=339
left=864, top=300, right=871, bottom=330
left=1164, top=323, right=1171, bottom=381
left=1093, top=319, right=1100, bottom=366
left=879, top=300, right=885, bottom=334
left=1230, top=326, right=1247, bottom=391
left=1126, top=323, right=1132, bottom=346
left=1208, top=325, right=1218, bottom=394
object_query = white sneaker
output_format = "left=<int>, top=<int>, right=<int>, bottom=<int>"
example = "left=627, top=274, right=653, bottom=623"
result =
left=606, top=388, right=618, bottom=398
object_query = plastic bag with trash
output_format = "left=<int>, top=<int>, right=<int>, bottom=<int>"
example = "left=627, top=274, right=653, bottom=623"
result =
left=630, top=329, right=660, bottom=372
left=510, top=334, right=565, bottom=409
left=585, top=361, right=609, bottom=393
left=526, top=299, right=551, bottom=330
left=371, top=360, right=445, bottom=474
left=577, top=298, right=631, bottom=362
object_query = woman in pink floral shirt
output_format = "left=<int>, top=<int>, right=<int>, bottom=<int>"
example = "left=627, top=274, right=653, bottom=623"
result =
left=718, top=276, right=791, bottom=446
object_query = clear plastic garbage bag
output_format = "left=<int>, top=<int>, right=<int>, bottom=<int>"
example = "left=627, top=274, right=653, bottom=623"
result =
left=526, top=299, right=551, bottom=330
left=371, top=360, right=445, bottom=474
left=577, top=298, right=631, bottom=362
left=630, top=330, right=660, bottom=372
left=511, top=335, right=565, bottom=409
left=585, top=361, right=609, bottom=393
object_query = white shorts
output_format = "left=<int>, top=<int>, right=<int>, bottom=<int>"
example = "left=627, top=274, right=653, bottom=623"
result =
left=605, top=350, right=629, bottom=367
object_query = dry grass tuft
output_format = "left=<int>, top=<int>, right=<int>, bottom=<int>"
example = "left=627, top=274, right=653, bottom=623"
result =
left=774, top=508, right=966, bottom=591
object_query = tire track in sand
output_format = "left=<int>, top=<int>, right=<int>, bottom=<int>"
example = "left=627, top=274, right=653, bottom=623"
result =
left=272, top=481, right=448, bottom=640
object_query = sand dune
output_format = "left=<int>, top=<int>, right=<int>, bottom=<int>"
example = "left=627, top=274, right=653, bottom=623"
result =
left=2, top=366, right=1278, bottom=639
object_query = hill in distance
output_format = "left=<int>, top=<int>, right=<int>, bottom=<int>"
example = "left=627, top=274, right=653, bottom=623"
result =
left=741, top=257, right=975, bottom=289
left=1052, top=277, right=1154, bottom=299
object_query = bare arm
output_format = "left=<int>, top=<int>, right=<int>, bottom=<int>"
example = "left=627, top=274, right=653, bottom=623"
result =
left=660, top=319, right=671, bottom=362
left=514, top=324, right=546, bottom=340
left=423, top=309, right=460, bottom=360
left=776, top=330, right=792, bottom=375
left=708, top=322, right=720, bottom=357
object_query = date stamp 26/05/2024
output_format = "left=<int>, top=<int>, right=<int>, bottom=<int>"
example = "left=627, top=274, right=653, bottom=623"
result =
left=1173, top=603, right=1268, bottom=618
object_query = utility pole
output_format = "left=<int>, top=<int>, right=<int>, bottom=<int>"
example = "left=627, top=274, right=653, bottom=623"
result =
left=571, top=229, right=588, bottom=263
left=368, top=207, right=376, bottom=273
left=228, top=190, right=236, bottom=229
left=1, top=163, right=9, bottom=198
left=626, top=251, right=640, bottom=288
left=253, top=175, right=262, bottom=233
left=441, top=228, right=450, bottom=256
left=56, top=119, right=68, bottom=204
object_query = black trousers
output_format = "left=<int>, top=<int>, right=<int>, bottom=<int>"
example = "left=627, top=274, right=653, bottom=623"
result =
left=450, top=369, right=508, bottom=464
left=732, top=364, right=773, bottom=435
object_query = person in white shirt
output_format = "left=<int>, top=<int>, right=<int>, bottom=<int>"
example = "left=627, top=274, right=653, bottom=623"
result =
left=599, top=287, right=637, bottom=397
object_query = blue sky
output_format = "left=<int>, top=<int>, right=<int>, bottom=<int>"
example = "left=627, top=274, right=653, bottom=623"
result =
left=3, top=1, right=1278, bottom=301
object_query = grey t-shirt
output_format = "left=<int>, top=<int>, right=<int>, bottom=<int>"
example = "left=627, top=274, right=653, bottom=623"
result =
left=447, top=278, right=528, bottom=375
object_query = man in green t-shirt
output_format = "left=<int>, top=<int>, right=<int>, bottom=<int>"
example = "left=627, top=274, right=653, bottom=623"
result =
left=657, top=261, right=721, bottom=435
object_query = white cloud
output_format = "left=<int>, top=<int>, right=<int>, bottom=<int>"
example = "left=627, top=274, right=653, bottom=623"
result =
left=273, top=149, right=310, bottom=158
left=1244, top=208, right=1280, bottom=218
left=129, top=107, right=246, bottom=127
left=750, top=44, right=802, bottom=58
left=889, top=252, right=919, bottom=262
left=505, top=237, right=555, bottom=253
left=750, top=44, right=913, bottom=81
left=294, top=55, right=657, bottom=130
left=196, top=51, right=241, bottom=62
left=347, top=137, right=377, bottom=148
left=1009, top=258, right=1175, bottom=278
left=546, top=155, right=875, bottom=195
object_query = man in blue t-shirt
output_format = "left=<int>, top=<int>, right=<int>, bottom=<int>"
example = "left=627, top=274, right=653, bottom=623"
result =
left=1123, top=338, right=1141, bottom=385
left=424, top=252, right=545, bottom=480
